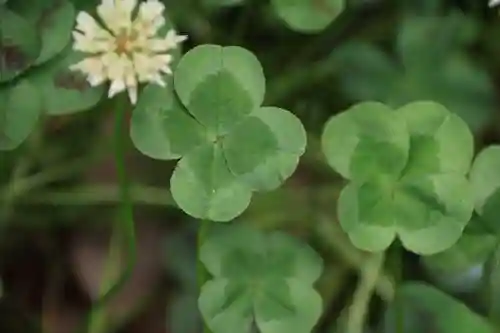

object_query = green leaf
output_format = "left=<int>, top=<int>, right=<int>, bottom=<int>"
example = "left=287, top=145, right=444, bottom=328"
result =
left=483, top=244, right=500, bottom=326
left=130, top=84, right=208, bottom=160
left=170, top=144, right=252, bottom=222
left=330, top=42, right=399, bottom=102
left=337, top=174, right=473, bottom=254
left=0, top=80, right=41, bottom=150
left=422, top=231, right=496, bottom=274
left=481, top=189, right=500, bottom=234
left=325, top=101, right=475, bottom=254
left=383, top=282, right=495, bottom=333
left=470, top=146, right=500, bottom=215
left=397, top=101, right=474, bottom=176
left=333, top=14, right=495, bottom=131
left=228, top=106, right=307, bottom=191
left=174, top=45, right=265, bottom=135
left=0, top=8, right=40, bottom=82
left=271, top=0, right=344, bottom=33
left=28, top=47, right=104, bottom=115
left=321, top=101, right=409, bottom=182
left=8, top=0, right=75, bottom=65
left=199, top=225, right=323, bottom=333
left=397, top=12, right=477, bottom=70
left=168, top=45, right=306, bottom=221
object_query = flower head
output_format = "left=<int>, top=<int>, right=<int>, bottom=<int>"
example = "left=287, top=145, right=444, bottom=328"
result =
left=490, top=0, right=500, bottom=7
left=69, top=0, right=187, bottom=105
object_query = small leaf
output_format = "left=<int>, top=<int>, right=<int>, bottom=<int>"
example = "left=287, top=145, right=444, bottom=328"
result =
left=338, top=171, right=473, bottom=254
left=170, top=144, right=252, bottom=222
left=130, top=84, right=208, bottom=160
left=0, top=80, right=41, bottom=150
left=228, top=106, right=307, bottom=191
left=383, top=282, right=494, bottom=333
left=470, top=145, right=500, bottom=215
left=28, top=47, right=104, bottom=115
left=321, top=101, right=409, bottom=182
left=9, top=0, right=75, bottom=65
left=174, top=45, right=265, bottom=135
left=397, top=101, right=474, bottom=176
left=0, top=8, right=40, bottom=82
left=422, top=231, right=495, bottom=274
left=199, top=225, right=323, bottom=333
left=271, top=0, right=344, bottom=33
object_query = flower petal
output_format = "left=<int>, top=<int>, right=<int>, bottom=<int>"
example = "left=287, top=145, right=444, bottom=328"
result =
left=75, top=11, right=112, bottom=39
left=164, top=29, right=188, bottom=49
left=134, top=0, right=165, bottom=36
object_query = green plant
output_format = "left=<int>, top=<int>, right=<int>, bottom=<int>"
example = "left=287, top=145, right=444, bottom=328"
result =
left=3, top=0, right=500, bottom=333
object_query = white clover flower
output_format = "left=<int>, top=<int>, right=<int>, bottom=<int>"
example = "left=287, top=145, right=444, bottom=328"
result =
left=490, top=0, right=500, bottom=7
left=69, top=0, right=187, bottom=105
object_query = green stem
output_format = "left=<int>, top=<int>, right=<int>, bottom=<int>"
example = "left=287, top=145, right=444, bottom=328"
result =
left=315, top=216, right=395, bottom=302
left=198, top=219, right=211, bottom=333
left=388, top=242, right=404, bottom=333
left=84, top=95, right=137, bottom=331
left=346, top=252, right=385, bottom=333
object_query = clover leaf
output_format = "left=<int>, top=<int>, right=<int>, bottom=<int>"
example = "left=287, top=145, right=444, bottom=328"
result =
left=198, top=225, right=323, bottom=333
left=0, top=7, right=41, bottom=82
left=8, top=0, right=75, bottom=65
left=382, top=282, right=495, bottom=333
left=271, top=0, right=344, bottom=33
left=322, top=101, right=474, bottom=254
left=421, top=230, right=496, bottom=276
left=28, top=47, right=105, bottom=115
left=0, top=79, right=42, bottom=150
left=469, top=145, right=500, bottom=234
left=131, top=45, right=307, bottom=222
left=331, top=12, right=495, bottom=131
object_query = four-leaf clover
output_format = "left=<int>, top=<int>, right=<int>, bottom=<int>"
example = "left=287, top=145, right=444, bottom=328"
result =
left=131, top=44, right=307, bottom=222
left=321, top=101, right=475, bottom=254
left=198, top=225, right=323, bottom=333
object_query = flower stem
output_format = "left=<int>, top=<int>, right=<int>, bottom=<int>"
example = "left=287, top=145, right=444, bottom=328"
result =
left=198, top=219, right=211, bottom=333
left=84, top=94, right=137, bottom=332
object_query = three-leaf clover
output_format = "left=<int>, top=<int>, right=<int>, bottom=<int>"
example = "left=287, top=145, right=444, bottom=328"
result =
left=331, top=12, right=494, bottom=131
left=130, top=44, right=307, bottom=222
left=321, top=100, right=475, bottom=254
left=198, top=225, right=323, bottom=333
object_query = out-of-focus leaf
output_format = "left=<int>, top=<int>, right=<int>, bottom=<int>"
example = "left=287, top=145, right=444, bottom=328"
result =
left=333, top=13, right=494, bottom=131
left=382, top=282, right=495, bottom=333
left=482, top=244, right=500, bottom=326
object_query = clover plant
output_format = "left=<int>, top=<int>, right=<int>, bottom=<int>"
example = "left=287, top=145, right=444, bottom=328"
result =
left=3, top=0, right=500, bottom=333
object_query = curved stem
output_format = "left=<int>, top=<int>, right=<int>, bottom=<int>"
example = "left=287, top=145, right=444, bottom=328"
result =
left=84, top=95, right=137, bottom=332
